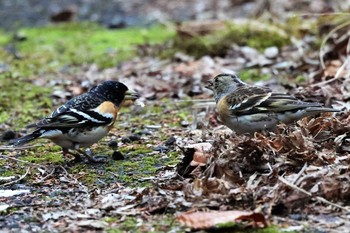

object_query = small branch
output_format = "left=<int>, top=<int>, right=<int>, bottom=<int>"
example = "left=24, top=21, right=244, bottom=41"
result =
left=312, top=54, right=350, bottom=87
left=318, top=20, right=350, bottom=70
left=33, top=167, right=56, bottom=184
left=278, top=176, right=349, bottom=212
left=1, top=167, right=31, bottom=187
left=0, top=145, right=42, bottom=151
left=291, top=163, right=307, bottom=184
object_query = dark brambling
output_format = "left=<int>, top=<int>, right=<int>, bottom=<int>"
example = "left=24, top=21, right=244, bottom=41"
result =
left=10, top=81, right=139, bottom=162
left=205, top=73, right=340, bottom=134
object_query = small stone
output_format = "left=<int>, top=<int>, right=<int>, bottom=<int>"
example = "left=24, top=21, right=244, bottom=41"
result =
left=13, top=32, right=27, bottom=42
left=121, top=137, right=131, bottom=144
left=181, top=120, right=190, bottom=127
left=121, top=134, right=141, bottom=144
left=128, top=134, right=141, bottom=141
left=164, top=136, right=176, bottom=146
left=2, top=130, right=16, bottom=141
left=138, top=129, right=152, bottom=135
left=188, top=84, right=203, bottom=96
left=264, top=46, right=279, bottom=59
left=108, top=140, right=118, bottom=148
left=153, top=146, right=169, bottom=153
left=112, top=151, right=125, bottom=160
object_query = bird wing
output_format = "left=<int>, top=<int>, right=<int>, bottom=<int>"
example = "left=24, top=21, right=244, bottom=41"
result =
left=225, top=86, right=272, bottom=113
left=27, top=93, right=115, bottom=129
left=260, top=93, right=323, bottom=112
left=29, top=108, right=114, bottom=129
left=226, top=86, right=322, bottom=115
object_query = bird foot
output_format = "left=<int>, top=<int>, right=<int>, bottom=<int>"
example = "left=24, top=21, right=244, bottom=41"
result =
left=63, top=149, right=108, bottom=164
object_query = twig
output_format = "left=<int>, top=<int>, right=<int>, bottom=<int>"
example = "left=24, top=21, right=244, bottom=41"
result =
left=278, top=176, right=349, bottom=212
left=33, top=167, right=56, bottom=184
left=297, top=12, right=350, bottom=17
left=176, top=99, right=215, bottom=103
left=0, top=145, right=42, bottom=151
left=1, top=167, right=30, bottom=187
left=318, top=20, right=350, bottom=70
left=291, top=163, right=307, bottom=184
left=312, top=54, right=350, bottom=87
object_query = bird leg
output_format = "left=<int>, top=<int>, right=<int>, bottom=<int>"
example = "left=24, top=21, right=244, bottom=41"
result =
left=62, top=148, right=107, bottom=163
left=76, top=149, right=98, bottom=163
left=62, top=148, right=83, bottom=162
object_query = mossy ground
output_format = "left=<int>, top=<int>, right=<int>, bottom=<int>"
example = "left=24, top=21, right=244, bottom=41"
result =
left=171, top=20, right=291, bottom=58
left=106, top=215, right=185, bottom=233
left=0, top=23, right=175, bottom=76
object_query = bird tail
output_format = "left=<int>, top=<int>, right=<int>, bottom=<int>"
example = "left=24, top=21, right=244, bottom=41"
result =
left=305, top=107, right=340, bottom=113
left=9, top=130, right=42, bottom=146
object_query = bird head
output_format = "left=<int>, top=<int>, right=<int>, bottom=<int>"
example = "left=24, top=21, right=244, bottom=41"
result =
left=92, top=81, right=139, bottom=106
left=205, top=73, right=246, bottom=101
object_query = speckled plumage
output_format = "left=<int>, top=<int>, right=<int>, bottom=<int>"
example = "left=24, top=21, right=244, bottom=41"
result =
left=206, top=73, right=340, bottom=134
left=10, top=81, right=138, bottom=162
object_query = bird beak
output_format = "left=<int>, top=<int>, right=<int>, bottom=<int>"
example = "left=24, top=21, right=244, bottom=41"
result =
left=205, top=80, right=214, bottom=90
left=125, top=90, right=140, bottom=100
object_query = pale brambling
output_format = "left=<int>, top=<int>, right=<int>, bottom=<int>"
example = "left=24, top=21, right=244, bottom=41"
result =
left=10, top=81, right=139, bottom=162
left=205, top=73, right=340, bottom=134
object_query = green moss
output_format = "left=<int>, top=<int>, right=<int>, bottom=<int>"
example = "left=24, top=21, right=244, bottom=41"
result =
left=238, top=69, right=270, bottom=82
left=107, top=215, right=184, bottom=233
left=295, top=75, right=307, bottom=84
left=0, top=30, right=11, bottom=45
left=162, top=151, right=181, bottom=166
left=21, top=151, right=64, bottom=163
left=69, top=163, right=101, bottom=183
left=0, top=22, right=175, bottom=76
left=172, top=20, right=290, bottom=58
left=0, top=72, right=52, bottom=127
left=0, top=167, right=18, bottom=177
left=118, top=145, right=153, bottom=156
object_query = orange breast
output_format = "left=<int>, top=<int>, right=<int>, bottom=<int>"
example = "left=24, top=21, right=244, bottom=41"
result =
left=217, top=97, right=231, bottom=118
left=96, top=101, right=119, bottom=127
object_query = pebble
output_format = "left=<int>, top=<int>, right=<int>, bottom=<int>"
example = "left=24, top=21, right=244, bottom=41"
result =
left=121, top=134, right=141, bottom=143
left=108, top=140, right=118, bottom=148
left=138, top=129, right=152, bottom=135
left=164, top=136, right=176, bottom=146
left=181, top=120, right=190, bottom=127
left=112, top=151, right=125, bottom=160
left=153, top=146, right=169, bottom=153
left=188, top=84, right=203, bottom=96
left=264, top=46, right=279, bottom=59
left=1, top=130, right=16, bottom=141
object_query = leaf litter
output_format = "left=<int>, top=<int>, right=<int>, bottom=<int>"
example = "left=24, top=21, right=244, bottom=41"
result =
left=1, top=3, right=350, bottom=232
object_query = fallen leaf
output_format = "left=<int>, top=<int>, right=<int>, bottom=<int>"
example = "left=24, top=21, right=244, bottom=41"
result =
left=189, top=142, right=212, bottom=166
left=177, top=210, right=267, bottom=229
left=77, top=220, right=108, bottom=229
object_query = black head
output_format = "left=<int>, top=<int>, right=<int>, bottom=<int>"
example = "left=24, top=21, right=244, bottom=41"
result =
left=91, top=81, right=138, bottom=106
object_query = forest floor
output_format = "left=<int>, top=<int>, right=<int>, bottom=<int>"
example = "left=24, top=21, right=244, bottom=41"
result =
left=1, top=1, right=350, bottom=232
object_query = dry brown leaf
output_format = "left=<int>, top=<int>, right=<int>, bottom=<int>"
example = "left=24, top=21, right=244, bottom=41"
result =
left=177, top=210, right=267, bottom=229
left=189, top=142, right=212, bottom=166
left=324, top=60, right=347, bottom=78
